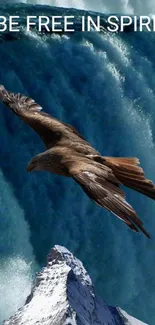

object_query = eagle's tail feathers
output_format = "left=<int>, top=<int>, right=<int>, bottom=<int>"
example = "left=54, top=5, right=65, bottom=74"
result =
left=102, top=156, right=155, bottom=200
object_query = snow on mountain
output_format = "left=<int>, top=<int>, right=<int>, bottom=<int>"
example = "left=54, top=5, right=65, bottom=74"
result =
left=3, top=246, right=148, bottom=325
left=117, top=309, right=148, bottom=325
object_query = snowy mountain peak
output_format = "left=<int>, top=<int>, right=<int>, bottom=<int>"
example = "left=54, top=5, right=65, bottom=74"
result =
left=4, top=246, right=148, bottom=325
left=48, top=245, right=92, bottom=287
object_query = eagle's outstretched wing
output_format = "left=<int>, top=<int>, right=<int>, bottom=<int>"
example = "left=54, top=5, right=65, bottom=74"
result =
left=0, top=85, right=86, bottom=148
left=67, top=158, right=150, bottom=238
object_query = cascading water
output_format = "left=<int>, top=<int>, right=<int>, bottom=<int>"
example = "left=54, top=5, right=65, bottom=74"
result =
left=0, top=3, right=155, bottom=325
left=1, top=0, right=155, bottom=15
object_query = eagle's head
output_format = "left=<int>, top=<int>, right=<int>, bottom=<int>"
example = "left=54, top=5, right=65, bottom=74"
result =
left=27, top=155, right=44, bottom=172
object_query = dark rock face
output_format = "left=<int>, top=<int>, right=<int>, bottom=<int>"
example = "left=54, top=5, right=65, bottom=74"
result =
left=3, top=246, right=147, bottom=325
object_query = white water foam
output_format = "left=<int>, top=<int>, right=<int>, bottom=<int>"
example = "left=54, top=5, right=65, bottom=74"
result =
left=25, top=0, right=155, bottom=15
left=0, top=0, right=155, bottom=15
left=0, top=170, right=37, bottom=323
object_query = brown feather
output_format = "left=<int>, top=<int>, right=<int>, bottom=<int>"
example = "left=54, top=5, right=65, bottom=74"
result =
left=68, top=159, right=150, bottom=238
left=0, top=85, right=153, bottom=238
left=0, top=85, right=88, bottom=149
left=102, top=157, right=155, bottom=200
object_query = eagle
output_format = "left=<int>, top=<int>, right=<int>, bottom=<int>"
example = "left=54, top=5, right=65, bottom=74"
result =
left=0, top=84, right=154, bottom=238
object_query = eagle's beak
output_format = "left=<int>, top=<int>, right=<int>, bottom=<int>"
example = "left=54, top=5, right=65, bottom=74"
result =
left=27, top=162, right=34, bottom=172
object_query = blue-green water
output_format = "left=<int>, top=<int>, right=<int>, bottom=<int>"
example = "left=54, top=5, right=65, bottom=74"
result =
left=0, top=4, right=155, bottom=325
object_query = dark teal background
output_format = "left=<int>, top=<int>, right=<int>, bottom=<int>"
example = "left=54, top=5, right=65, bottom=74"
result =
left=0, top=4, right=155, bottom=325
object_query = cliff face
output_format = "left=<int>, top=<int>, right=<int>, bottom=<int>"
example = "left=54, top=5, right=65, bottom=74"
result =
left=3, top=246, right=147, bottom=325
